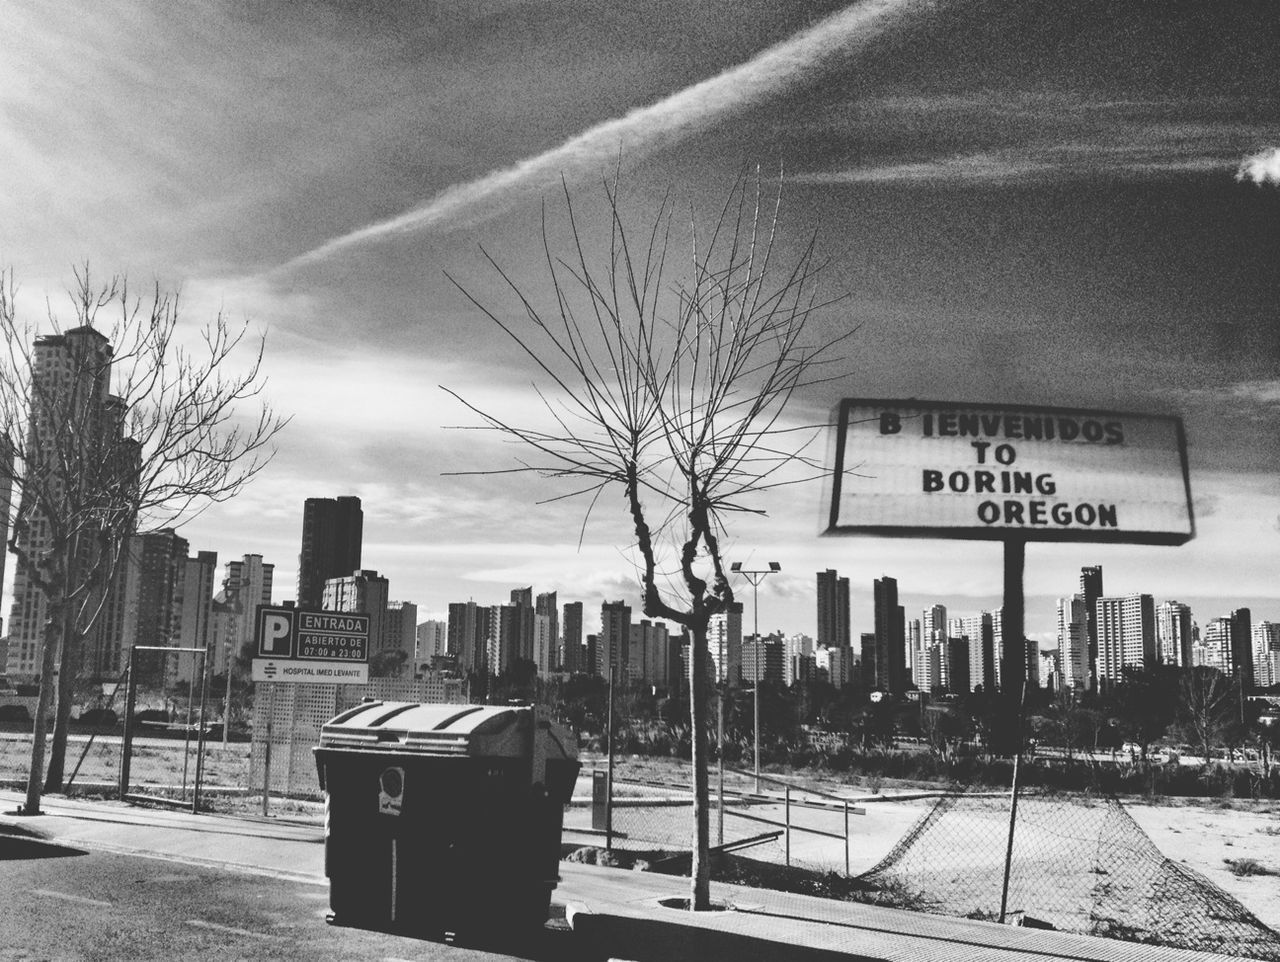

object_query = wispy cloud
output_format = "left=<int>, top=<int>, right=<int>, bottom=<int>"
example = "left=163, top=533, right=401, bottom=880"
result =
left=793, top=143, right=1239, bottom=186
left=1236, top=147, right=1280, bottom=186
left=279, top=0, right=927, bottom=269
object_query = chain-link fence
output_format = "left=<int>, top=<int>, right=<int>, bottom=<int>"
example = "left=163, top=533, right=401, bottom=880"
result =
left=859, top=783, right=1280, bottom=959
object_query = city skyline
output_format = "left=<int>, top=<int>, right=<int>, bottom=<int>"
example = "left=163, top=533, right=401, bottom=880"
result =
left=2, top=2, right=1277, bottom=653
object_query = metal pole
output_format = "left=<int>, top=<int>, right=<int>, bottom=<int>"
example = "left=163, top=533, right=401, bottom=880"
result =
left=998, top=537, right=1027, bottom=924
left=784, top=784, right=791, bottom=867
left=844, top=800, right=850, bottom=876
left=181, top=650, right=198, bottom=804
left=193, top=648, right=209, bottom=814
left=717, top=686, right=725, bottom=847
left=605, top=665, right=615, bottom=851
left=261, top=682, right=275, bottom=817
left=119, top=649, right=138, bottom=800
left=1000, top=679, right=1030, bottom=924
left=222, top=640, right=232, bottom=749
left=753, top=577, right=761, bottom=794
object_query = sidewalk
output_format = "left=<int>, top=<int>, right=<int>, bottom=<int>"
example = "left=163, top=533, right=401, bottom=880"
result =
left=0, top=789, right=1244, bottom=962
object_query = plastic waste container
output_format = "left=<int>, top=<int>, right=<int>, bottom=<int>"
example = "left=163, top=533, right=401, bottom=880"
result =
left=314, top=700, right=579, bottom=940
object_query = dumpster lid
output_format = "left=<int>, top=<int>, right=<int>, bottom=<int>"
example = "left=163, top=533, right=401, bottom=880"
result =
left=317, top=701, right=577, bottom=762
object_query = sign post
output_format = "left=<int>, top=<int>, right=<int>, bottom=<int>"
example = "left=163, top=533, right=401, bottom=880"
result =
left=251, top=607, right=371, bottom=814
left=828, top=398, right=1194, bottom=923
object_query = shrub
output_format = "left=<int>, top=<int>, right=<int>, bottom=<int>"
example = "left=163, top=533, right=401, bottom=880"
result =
left=1224, top=858, right=1277, bottom=877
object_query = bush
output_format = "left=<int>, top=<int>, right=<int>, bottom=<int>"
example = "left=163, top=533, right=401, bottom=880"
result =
left=1225, top=857, right=1276, bottom=877
left=0, top=704, right=31, bottom=723
left=78, top=708, right=118, bottom=728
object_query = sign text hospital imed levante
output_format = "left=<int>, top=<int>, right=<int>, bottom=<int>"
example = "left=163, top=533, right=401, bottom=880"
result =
left=827, top=400, right=1194, bottom=545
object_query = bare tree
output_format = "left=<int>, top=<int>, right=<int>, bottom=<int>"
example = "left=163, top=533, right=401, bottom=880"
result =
left=1175, top=666, right=1239, bottom=766
left=444, top=173, right=849, bottom=909
left=0, top=266, right=288, bottom=814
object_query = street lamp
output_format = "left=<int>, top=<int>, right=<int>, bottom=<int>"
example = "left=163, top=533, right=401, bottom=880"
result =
left=731, top=560, right=781, bottom=793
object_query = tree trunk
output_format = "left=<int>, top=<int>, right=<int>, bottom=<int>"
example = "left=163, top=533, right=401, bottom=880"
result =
left=688, top=624, right=712, bottom=910
left=23, top=614, right=64, bottom=815
left=44, top=623, right=80, bottom=792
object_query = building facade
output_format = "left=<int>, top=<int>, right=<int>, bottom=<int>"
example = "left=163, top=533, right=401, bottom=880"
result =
left=296, top=496, right=363, bottom=609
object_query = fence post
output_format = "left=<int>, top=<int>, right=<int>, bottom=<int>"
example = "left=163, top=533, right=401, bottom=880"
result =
left=118, top=649, right=138, bottom=799
left=844, top=799, right=850, bottom=876
left=784, top=784, right=791, bottom=867
left=261, top=682, right=275, bottom=817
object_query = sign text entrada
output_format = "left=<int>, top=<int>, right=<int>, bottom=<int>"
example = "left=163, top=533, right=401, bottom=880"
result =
left=828, top=400, right=1193, bottom=545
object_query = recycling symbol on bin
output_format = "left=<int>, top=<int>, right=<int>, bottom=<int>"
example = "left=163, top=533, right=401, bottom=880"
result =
left=378, top=766, right=404, bottom=817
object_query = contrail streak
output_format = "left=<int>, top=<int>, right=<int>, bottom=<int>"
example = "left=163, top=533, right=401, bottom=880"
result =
left=279, top=0, right=927, bottom=270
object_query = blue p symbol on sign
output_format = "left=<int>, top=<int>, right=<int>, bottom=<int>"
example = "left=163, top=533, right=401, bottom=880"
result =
left=259, top=611, right=293, bottom=657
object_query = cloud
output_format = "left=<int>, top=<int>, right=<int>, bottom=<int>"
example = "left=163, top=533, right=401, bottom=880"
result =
left=278, top=0, right=926, bottom=269
left=1236, top=147, right=1280, bottom=186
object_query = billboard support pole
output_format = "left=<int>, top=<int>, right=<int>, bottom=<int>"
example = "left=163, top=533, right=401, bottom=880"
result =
left=999, top=536, right=1027, bottom=925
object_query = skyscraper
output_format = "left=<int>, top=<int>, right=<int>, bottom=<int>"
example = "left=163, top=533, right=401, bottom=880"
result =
left=6, top=327, right=133, bottom=680
left=1096, top=593, right=1155, bottom=687
left=221, top=554, right=274, bottom=662
left=598, top=600, right=632, bottom=679
left=873, top=576, right=906, bottom=693
left=1079, top=565, right=1103, bottom=687
left=322, top=569, right=387, bottom=656
left=956, top=612, right=996, bottom=693
left=1230, top=608, right=1254, bottom=690
left=816, top=569, right=850, bottom=649
left=708, top=602, right=743, bottom=686
left=1056, top=596, right=1088, bottom=690
left=447, top=601, right=490, bottom=675
left=1155, top=600, right=1193, bottom=667
left=296, top=496, right=362, bottom=609
left=561, top=601, right=584, bottom=673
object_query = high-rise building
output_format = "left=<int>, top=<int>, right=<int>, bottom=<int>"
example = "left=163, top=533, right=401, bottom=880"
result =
left=708, top=602, right=743, bottom=686
left=535, top=591, right=559, bottom=674
left=1230, top=608, right=1254, bottom=690
left=321, top=569, right=386, bottom=659
left=177, top=549, right=219, bottom=677
left=1253, top=621, right=1280, bottom=688
left=784, top=633, right=813, bottom=686
left=133, top=529, right=189, bottom=651
left=598, top=600, right=632, bottom=679
left=6, top=327, right=134, bottom=680
left=1200, top=618, right=1232, bottom=673
left=447, top=601, right=490, bottom=675
left=415, top=620, right=447, bottom=661
left=221, top=554, right=274, bottom=663
left=816, top=569, right=850, bottom=649
left=742, top=633, right=785, bottom=686
left=1057, top=596, right=1089, bottom=690
left=629, top=619, right=672, bottom=686
left=955, top=612, right=996, bottom=693
left=561, top=601, right=584, bottom=673
left=296, top=496, right=362, bottom=609
left=1096, top=593, right=1155, bottom=686
left=1155, top=600, right=1194, bottom=667
left=1079, top=565, right=1103, bottom=686
left=384, top=600, right=418, bottom=658
left=873, top=576, right=906, bottom=693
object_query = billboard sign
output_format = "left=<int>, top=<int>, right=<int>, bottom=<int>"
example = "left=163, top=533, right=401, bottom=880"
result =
left=251, top=606, right=370, bottom=684
left=827, top=399, right=1193, bottom=545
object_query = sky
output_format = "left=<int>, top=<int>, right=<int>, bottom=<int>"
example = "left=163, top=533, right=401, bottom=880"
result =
left=2, top=0, right=1278, bottom=649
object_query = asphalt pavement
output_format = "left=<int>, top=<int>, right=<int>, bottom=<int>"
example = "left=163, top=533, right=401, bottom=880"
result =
left=0, top=788, right=1248, bottom=962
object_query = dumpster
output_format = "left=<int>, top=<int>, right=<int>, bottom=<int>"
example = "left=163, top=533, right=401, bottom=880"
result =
left=314, top=700, right=579, bottom=941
